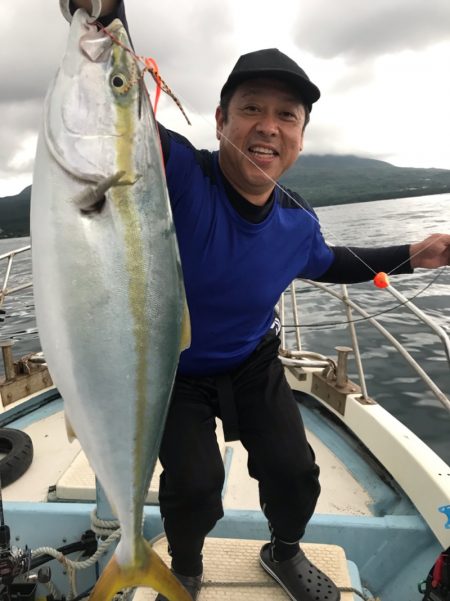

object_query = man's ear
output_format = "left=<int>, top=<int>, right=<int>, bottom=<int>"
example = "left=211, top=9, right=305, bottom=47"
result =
left=298, top=131, right=305, bottom=153
left=215, top=106, right=224, bottom=140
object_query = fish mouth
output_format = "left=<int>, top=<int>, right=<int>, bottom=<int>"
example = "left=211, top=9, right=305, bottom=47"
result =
left=78, top=14, right=128, bottom=64
left=80, top=29, right=113, bottom=63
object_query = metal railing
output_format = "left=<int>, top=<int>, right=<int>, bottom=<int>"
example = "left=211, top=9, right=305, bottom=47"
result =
left=0, top=245, right=32, bottom=310
left=279, top=279, right=450, bottom=413
left=2, top=245, right=450, bottom=413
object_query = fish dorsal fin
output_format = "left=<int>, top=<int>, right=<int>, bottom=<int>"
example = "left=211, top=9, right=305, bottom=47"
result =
left=179, top=300, right=191, bottom=351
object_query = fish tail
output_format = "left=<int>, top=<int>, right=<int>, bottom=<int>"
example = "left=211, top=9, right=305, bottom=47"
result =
left=89, top=540, right=192, bottom=601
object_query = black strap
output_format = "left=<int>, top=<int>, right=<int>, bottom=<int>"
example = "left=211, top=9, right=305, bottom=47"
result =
left=216, top=374, right=240, bottom=442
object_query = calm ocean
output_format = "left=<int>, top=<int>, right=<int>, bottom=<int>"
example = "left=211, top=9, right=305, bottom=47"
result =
left=1, top=193, right=449, bottom=462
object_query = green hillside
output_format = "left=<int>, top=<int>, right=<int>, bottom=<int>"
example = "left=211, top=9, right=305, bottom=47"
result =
left=0, top=186, right=31, bottom=238
left=281, top=155, right=450, bottom=206
left=2, top=155, right=450, bottom=238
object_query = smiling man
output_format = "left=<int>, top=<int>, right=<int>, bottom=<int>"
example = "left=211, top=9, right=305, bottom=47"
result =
left=67, top=2, right=450, bottom=600
left=216, top=71, right=310, bottom=204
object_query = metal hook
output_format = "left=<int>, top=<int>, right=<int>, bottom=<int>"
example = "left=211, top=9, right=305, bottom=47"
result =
left=59, top=0, right=72, bottom=23
left=59, top=0, right=103, bottom=23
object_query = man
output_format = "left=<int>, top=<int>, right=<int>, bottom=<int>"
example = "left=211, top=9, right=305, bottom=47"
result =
left=69, top=2, right=450, bottom=600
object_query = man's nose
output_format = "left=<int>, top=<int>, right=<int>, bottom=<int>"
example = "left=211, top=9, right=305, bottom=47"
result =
left=255, top=112, right=279, bottom=135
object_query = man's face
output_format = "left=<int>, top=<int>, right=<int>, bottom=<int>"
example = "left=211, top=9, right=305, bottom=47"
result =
left=215, top=78, right=306, bottom=205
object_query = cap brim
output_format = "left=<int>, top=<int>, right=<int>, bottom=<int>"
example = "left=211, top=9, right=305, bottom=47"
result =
left=221, top=69, right=320, bottom=110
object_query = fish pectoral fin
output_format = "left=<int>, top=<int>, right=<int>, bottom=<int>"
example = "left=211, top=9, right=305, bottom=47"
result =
left=64, top=412, right=77, bottom=442
left=72, top=171, right=126, bottom=213
left=179, top=300, right=191, bottom=351
left=88, top=540, right=192, bottom=601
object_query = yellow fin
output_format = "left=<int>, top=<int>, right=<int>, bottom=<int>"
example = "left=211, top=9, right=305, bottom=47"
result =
left=179, top=299, right=191, bottom=351
left=88, top=540, right=192, bottom=601
left=64, top=412, right=77, bottom=442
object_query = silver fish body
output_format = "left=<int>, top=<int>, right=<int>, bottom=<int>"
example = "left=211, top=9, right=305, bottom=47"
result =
left=31, top=9, right=190, bottom=599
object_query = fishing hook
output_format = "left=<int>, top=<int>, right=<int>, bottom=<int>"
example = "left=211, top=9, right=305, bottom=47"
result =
left=59, top=0, right=103, bottom=23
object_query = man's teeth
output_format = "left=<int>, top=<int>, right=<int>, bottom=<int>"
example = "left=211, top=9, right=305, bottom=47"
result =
left=249, top=147, right=276, bottom=156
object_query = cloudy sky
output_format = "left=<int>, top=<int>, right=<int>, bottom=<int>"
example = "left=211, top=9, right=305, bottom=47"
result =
left=1, top=0, right=450, bottom=197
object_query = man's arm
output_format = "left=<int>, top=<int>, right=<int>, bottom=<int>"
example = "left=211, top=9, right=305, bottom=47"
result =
left=316, top=245, right=411, bottom=284
left=316, top=233, right=450, bottom=284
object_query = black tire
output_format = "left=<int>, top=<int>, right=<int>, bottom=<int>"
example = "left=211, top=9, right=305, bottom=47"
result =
left=0, top=428, right=33, bottom=487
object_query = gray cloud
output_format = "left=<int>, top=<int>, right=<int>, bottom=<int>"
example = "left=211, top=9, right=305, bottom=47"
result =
left=293, top=0, right=450, bottom=59
left=0, top=101, right=40, bottom=174
left=327, top=63, right=376, bottom=95
left=1, top=0, right=450, bottom=195
left=123, top=1, right=236, bottom=113
left=0, top=0, right=235, bottom=193
left=0, top=4, right=67, bottom=102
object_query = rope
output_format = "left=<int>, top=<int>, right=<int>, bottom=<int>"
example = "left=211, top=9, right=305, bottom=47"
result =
left=90, top=507, right=121, bottom=538
left=31, top=508, right=121, bottom=600
left=32, top=532, right=120, bottom=571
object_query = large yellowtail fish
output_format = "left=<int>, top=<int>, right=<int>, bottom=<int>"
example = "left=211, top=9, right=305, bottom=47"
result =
left=31, top=8, right=190, bottom=601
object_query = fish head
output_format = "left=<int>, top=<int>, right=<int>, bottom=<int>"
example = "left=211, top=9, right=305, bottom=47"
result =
left=45, top=8, right=147, bottom=184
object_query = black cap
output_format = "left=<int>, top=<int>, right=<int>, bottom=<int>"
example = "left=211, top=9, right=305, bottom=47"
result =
left=220, top=48, right=320, bottom=111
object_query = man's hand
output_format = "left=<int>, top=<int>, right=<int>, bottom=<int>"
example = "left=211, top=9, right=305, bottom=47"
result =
left=70, top=0, right=118, bottom=16
left=410, top=233, right=450, bottom=269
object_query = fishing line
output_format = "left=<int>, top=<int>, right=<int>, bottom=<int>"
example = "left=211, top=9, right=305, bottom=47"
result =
left=96, top=22, right=191, bottom=124
left=151, top=69, right=449, bottom=280
left=281, top=266, right=448, bottom=330
left=100, top=26, right=448, bottom=301
left=188, top=112, right=449, bottom=280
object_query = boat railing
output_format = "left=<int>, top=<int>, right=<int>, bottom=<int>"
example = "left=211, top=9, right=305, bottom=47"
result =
left=0, top=244, right=32, bottom=310
left=279, top=279, right=450, bottom=414
left=1, top=245, right=449, bottom=412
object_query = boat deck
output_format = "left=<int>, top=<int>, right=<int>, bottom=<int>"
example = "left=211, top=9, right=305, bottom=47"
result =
left=134, top=537, right=358, bottom=601
left=0, top=390, right=443, bottom=600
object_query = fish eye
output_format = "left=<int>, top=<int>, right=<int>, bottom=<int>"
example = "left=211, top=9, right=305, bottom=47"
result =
left=111, top=73, right=129, bottom=92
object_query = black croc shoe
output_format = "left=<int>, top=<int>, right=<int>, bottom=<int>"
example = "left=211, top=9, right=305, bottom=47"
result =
left=260, top=543, right=340, bottom=601
left=155, top=570, right=203, bottom=601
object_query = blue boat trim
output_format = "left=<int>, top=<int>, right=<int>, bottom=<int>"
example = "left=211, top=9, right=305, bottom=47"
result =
left=3, top=501, right=440, bottom=600
left=0, top=388, right=62, bottom=429
left=439, top=504, right=450, bottom=528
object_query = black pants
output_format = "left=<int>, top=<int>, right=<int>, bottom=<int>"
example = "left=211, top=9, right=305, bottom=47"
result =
left=158, top=332, right=320, bottom=575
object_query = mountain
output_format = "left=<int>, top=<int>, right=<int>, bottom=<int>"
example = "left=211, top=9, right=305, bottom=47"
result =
left=280, top=155, right=450, bottom=206
left=2, top=155, right=450, bottom=238
left=0, top=185, right=31, bottom=238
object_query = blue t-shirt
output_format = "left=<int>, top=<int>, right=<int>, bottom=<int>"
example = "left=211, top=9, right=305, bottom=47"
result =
left=161, top=128, right=334, bottom=376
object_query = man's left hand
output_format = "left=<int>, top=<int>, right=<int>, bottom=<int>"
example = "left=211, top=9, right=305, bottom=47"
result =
left=410, top=233, right=450, bottom=269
